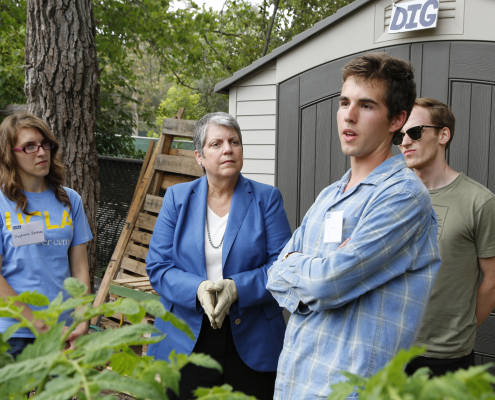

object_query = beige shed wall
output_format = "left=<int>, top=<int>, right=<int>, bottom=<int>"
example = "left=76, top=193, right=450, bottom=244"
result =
left=277, top=0, right=494, bottom=83
left=229, top=63, right=277, bottom=186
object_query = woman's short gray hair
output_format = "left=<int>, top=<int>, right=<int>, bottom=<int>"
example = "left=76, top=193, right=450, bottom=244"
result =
left=193, top=112, right=242, bottom=157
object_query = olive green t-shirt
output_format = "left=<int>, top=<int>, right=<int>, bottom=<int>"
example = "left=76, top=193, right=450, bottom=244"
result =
left=416, top=173, right=495, bottom=359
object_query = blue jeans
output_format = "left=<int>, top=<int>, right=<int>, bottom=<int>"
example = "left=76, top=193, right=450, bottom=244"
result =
left=7, top=337, right=35, bottom=360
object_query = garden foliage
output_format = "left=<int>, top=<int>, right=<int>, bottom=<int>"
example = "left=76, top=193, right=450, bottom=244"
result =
left=0, top=278, right=255, bottom=399
left=328, top=346, right=495, bottom=400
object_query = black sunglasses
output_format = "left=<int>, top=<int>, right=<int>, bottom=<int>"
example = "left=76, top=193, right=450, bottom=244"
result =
left=393, top=125, right=443, bottom=146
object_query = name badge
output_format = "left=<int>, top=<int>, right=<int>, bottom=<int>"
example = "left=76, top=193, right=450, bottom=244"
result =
left=324, top=211, right=343, bottom=243
left=12, top=220, right=45, bottom=247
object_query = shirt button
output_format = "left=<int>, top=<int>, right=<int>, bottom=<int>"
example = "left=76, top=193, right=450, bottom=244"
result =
left=235, top=318, right=241, bottom=325
left=316, top=240, right=320, bottom=246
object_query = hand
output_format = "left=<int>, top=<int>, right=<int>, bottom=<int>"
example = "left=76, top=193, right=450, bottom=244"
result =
left=209, top=279, right=238, bottom=329
left=33, top=318, right=50, bottom=334
left=338, top=238, right=351, bottom=249
left=197, top=280, right=218, bottom=328
left=66, top=321, right=89, bottom=350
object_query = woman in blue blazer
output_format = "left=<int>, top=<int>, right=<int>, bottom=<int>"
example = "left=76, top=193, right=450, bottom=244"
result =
left=146, top=112, right=292, bottom=400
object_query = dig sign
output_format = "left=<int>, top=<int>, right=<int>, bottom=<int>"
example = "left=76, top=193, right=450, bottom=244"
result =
left=388, top=0, right=439, bottom=34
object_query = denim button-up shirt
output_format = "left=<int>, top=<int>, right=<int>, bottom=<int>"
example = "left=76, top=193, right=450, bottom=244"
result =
left=267, top=155, right=441, bottom=400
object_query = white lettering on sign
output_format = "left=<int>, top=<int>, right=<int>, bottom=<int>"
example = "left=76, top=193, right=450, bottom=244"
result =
left=388, top=0, right=438, bottom=34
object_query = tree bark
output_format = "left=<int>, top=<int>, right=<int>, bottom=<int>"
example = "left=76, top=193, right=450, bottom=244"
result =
left=25, top=0, right=100, bottom=291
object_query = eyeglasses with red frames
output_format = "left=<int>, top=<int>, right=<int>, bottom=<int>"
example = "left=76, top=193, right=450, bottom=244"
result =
left=13, top=142, right=55, bottom=154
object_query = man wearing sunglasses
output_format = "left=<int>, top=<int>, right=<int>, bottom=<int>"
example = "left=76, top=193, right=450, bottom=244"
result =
left=267, top=53, right=441, bottom=400
left=399, top=98, right=495, bottom=376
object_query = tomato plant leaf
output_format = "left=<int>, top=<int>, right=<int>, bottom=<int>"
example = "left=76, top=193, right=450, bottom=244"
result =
left=33, top=375, right=82, bottom=400
left=189, top=352, right=222, bottom=373
left=64, top=278, right=88, bottom=298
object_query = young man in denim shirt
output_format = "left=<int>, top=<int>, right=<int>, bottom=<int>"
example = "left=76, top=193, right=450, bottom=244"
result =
left=267, top=53, right=441, bottom=399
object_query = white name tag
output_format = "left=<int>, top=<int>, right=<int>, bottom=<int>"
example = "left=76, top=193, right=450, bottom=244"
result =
left=324, top=211, right=343, bottom=243
left=12, top=220, right=45, bottom=247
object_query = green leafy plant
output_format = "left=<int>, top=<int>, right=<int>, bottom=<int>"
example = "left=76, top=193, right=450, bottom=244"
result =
left=328, top=347, right=495, bottom=400
left=0, top=278, right=255, bottom=399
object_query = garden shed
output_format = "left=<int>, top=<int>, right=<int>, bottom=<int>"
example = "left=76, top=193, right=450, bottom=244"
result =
left=214, top=0, right=495, bottom=369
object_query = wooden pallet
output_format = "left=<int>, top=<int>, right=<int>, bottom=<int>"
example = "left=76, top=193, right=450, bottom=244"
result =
left=92, top=112, right=202, bottom=325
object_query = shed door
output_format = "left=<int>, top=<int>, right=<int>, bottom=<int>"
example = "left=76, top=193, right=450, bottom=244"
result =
left=277, top=41, right=495, bottom=230
left=276, top=40, right=495, bottom=367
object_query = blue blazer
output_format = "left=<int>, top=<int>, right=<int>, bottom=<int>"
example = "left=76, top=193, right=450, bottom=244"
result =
left=146, top=174, right=292, bottom=371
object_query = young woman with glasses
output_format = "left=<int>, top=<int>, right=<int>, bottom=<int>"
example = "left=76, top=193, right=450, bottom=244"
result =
left=0, top=113, right=93, bottom=358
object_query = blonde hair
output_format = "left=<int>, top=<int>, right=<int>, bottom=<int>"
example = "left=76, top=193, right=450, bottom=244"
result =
left=0, top=113, right=71, bottom=214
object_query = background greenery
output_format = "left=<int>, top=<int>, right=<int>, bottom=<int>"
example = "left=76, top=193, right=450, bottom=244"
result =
left=1, top=0, right=355, bottom=158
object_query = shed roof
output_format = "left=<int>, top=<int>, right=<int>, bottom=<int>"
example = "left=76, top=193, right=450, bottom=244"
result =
left=214, top=0, right=374, bottom=94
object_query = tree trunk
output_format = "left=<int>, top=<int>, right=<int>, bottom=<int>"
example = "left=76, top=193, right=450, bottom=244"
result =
left=25, top=0, right=100, bottom=291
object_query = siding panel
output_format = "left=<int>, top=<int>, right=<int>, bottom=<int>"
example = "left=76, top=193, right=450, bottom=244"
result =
left=237, top=85, right=276, bottom=101
left=411, top=43, right=423, bottom=97
left=238, top=68, right=277, bottom=86
left=450, top=42, right=495, bottom=82
left=242, top=159, right=275, bottom=174
left=237, top=100, right=276, bottom=115
left=237, top=115, right=276, bottom=130
left=489, top=87, right=495, bottom=194
left=299, top=55, right=353, bottom=107
left=467, top=84, right=492, bottom=186
left=449, top=82, right=471, bottom=174
left=331, top=96, right=348, bottom=184
left=475, top=315, right=495, bottom=356
left=229, top=87, right=237, bottom=118
left=277, top=77, right=300, bottom=230
left=243, top=145, right=275, bottom=160
left=242, top=174, right=275, bottom=186
left=241, top=130, right=276, bottom=144
left=300, top=106, right=317, bottom=224
left=384, top=44, right=410, bottom=62
left=421, top=42, right=450, bottom=104
left=315, top=99, right=333, bottom=196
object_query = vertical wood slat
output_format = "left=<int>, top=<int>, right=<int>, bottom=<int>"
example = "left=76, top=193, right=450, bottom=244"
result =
left=331, top=96, right=348, bottom=184
left=422, top=42, right=451, bottom=104
left=131, top=140, right=155, bottom=205
left=277, top=77, right=301, bottom=231
left=410, top=43, right=423, bottom=98
left=489, top=86, right=495, bottom=194
left=449, top=82, right=471, bottom=174
left=315, top=99, right=333, bottom=196
left=467, top=84, right=492, bottom=186
left=384, top=44, right=410, bottom=62
left=299, top=106, right=317, bottom=225
left=299, top=55, right=354, bottom=107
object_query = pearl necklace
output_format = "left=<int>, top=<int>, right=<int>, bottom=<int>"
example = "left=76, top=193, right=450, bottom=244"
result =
left=206, top=196, right=226, bottom=249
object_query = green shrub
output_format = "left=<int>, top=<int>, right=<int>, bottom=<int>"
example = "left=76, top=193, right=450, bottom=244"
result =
left=0, top=278, right=254, bottom=399
left=328, top=346, right=495, bottom=400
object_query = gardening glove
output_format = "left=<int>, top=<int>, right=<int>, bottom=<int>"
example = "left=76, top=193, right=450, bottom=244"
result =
left=197, top=280, right=218, bottom=329
left=209, top=279, right=238, bottom=329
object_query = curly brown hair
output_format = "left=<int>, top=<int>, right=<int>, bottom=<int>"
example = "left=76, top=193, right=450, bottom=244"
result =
left=0, top=113, right=71, bottom=214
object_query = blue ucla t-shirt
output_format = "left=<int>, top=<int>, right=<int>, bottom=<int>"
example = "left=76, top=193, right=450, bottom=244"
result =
left=0, top=187, right=93, bottom=337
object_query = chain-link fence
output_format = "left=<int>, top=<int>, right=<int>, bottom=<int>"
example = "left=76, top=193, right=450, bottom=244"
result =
left=96, top=156, right=144, bottom=277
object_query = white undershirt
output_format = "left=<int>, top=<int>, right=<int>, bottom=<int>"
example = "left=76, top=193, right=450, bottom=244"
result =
left=205, top=205, right=229, bottom=283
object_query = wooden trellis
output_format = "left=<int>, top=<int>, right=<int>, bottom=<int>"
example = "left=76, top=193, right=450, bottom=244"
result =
left=92, top=112, right=202, bottom=325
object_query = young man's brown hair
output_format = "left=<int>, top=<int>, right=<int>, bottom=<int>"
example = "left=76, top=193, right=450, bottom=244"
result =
left=415, top=97, right=456, bottom=150
left=343, top=52, right=416, bottom=123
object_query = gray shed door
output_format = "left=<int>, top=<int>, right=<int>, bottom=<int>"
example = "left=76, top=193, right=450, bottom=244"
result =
left=276, top=40, right=495, bottom=368
left=277, top=41, right=495, bottom=229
